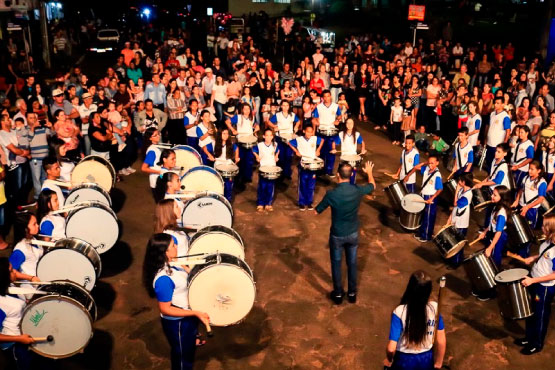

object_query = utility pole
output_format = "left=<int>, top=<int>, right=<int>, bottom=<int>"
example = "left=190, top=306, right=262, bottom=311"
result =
left=39, top=1, right=51, bottom=69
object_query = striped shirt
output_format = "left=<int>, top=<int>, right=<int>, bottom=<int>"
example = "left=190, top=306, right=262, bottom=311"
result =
left=29, top=127, right=51, bottom=160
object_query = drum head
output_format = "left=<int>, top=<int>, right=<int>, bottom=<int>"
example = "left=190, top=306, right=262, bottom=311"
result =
left=37, top=248, right=99, bottom=291
left=189, top=226, right=244, bottom=259
left=259, top=165, right=282, bottom=173
left=66, top=202, right=119, bottom=254
left=237, top=135, right=257, bottom=144
left=340, top=154, right=361, bottom=162
left=188, top=255, right=255, bottom=326
left=215, top=163, right=239, bottom=174
left=72, top=156, right=114, bottom=192
left=173, top=145, right=202, bottom=173
left=495, top=268, right=529, bottom=283
left=181, top=166, right=224, bottom=195
left=65, top=183, right=111, bottom=207
left=181, top=193, right=233, bottom=229
left=433, top=224, right=454, bottom=239
left=401, top=194, right=426, bottom=212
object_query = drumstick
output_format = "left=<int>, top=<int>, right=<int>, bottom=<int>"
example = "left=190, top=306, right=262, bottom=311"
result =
left=175, top=253, right=209, bottom=259
left=33, top=335, right=54, bottom=342
left=506, top=251, right=528, bottom=264
left=11, top=281, right=53, bottom=285
left=7, top=287, right=48, bottom=295
left=169, top=259, right=206, bottom=266
left=166, top=193, right=197, bottom=200
left=384, top=172, right=398, bottom=178
left=205, top=322, right=214, bottom=337
left=407, top=199, right=428, bottom=203
left=433, top=276, right=446, bottom=345
left=468, top=237, right=483, bottom=247
left=30, top=239, right=56, bottom=248
left=49, top=180, right=74, bottom=188
left=51, top=204, right=85, bottom=215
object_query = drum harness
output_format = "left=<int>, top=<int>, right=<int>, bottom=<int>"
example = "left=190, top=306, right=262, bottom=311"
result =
left=419, top=169, right=438, bottom=196
left=521, top=175, right=540, bottom=206
left=455, top=188, right=472, bottom=217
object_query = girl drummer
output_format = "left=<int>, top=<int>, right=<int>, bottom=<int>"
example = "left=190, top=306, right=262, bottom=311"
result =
left=253, top=129, right=280, bottom=212
left=383, top=270, right=446, bottom=370
left=479, top=185, right=511, bottom=269
left=157, top=149, right=179, bottom=176
left=9, top=213, right=42, bottom=288
left=446, top=173, right=474, bottom=267
left=154, top=171, right=185, bottom=217
left=513, top=160, right=547, bottom=257
left=516, top=213, right=555, bottom=355
left=396, top=134, right=419, bottom=193
left=511, top=125, right=534, bottom=188
left=37, top=189, right=66, bottom=241
left=267, top=100, right=300, bottom=179
left=332, top=118, right=366, bottom=184
left=541, top=136, right=555, bottom=196
left=202, top=128, right=239, bottom=202
left=142, top=233, right=210, bottom=370
left=141, top=128, right=165, bottom=198
left=197, top=110, right=216, bottom=166
left=154, top=199, right=189, bottom=259
left=225, top=103, right=259, bottom=184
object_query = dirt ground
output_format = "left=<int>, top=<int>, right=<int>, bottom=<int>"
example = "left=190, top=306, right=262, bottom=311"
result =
left=1, top=122, right=554, bottom=370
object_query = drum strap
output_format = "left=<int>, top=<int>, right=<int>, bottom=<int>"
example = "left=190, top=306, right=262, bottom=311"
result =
left=490, top=160, right=506, bottom=180
left=522, top=176, right=539, bottom=205
left=421, top=169, right=438, bottom=192
left=538, top=243, right=555, bottom=260
left=402, top=150, right=409, bottom=176
left=513, top=142, right=528, bottom=165
left=456, top=144, right=463, bottom=170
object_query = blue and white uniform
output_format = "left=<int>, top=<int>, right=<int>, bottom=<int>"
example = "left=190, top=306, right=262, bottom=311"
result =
left=313, top=102, right=342, bottom=175
left=518, top=175, right=547, bottom=257
left=466, top=113, right=481, bottom=151
left=525, top=241, right=555, bottom=350
left=485, top=110, right=511, bottom=171
left=488, top=159, right=511, bottom=190
left=196, top=124, right=214, bottom=166
left=0, top=293, right=33, bottom=368
left=41, top=179, right=65, bottom=206
left=144, top=144, right=163, bottom=189
left=39, top=213, right=66, bottom=240
left=486, top=207, right=508, bottom=267
left=400, top=148, right=419, bottom=193
left=511, top=139, right=534, bottom=186
left=290, top=136, right=322, bottom=207
left=270, top=112, right=299, bottom=178
left=253, top=142, right=279, bottom=207
left=163, top=229, right=189, bottom=256
left=335, top=131, right=364, bottom=184
left=153, top=265, right=198, bottom=370
left=388, top=302, right=444, bottom=370
left=9, top=239, right=43, bottom=279
left=419, top=166, right=442, bottom=241
left=448, top=187, right=473, bottom=265
left=184, top=111, right=200, bottom=150
left=164, top=193, right=185, bottom=227
left=229, top=114, right=257, bottom=183
left=452, top=142, right=474, bottom=175
left=204, top=142, right=238, bottom=202
left=542, top=150, right=555, bottom=197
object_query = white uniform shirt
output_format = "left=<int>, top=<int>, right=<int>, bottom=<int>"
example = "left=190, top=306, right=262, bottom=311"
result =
left=420, top=166, right=442, bottom=196
left=314, top=102, right=340, bottom=129
left=511, top=139, right=534, bottom=172
left=451, top=188, right=473, bottom=229
left=184, top=111, right=200, bottom=137
left=215, top=144, right=235, bottom=166
left=196, top=124, right=213, bottom=148
left=487, top=110, right=510, bottom=147
left=39, top=213, right=66, bottom=240
left=0, top=295, right=25, bottom=337
left=144, top=145, right=163, bottom=188
left=531, top=241, right=555, bottom=287
left=272, top=112, right=298, bottom=134
left=41, top=179, right=66, bottom=206
left=466, top=114, right=481, bottom=147
left=11, top=239, right=43, bottom=277
left=490, top=208, right=508, bottom=232
left=234, top=115, right=255, bottom=136
left=400, top=148, right=419, bottom=184
left=488, top=160, right=511, bottom=189
left=59, top=160, right=75, bottom=183
left=163, top=229, right=189, bottom=257
left=337, top=132, right=362, bottom=156
left=293, top=136, right=320, bottom=158
left=255, top=142, right=278, bottom=167
left=454, top=142, right=473, bottom=170
left=390, top=302, right=442, bottom=353
left=519, top=175, right=547, bottom=209
left=153, top=266, right=189, bottom=319
left=542, top=151, right=555, bottom=175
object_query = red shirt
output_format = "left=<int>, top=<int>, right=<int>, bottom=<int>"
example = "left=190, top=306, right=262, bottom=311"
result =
left=310, top=78, right=324, bottom=94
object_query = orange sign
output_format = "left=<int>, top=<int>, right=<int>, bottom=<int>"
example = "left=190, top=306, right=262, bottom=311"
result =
left=408, top=5, right=425, bottom=21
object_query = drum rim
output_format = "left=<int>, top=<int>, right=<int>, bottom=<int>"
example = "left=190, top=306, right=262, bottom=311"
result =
left=340, top=154, right=362, bottom=161
left=66, top=182, right=112, bottom=207
left=259, top=165, right=283, bottom=173
left=474, top=200, right=493, bottom=212
left=182, top=166, right=224, bottom=184
left=463, top=248, right=488, bottom=262
left=190, top=225, right=244, bottom=248
left=443, top=240, right=467, bottom=258
left=494, top=268, right=529, bottom=283
left=215, top=163, right=239, bottom=173
left=76, top=155, right=116, bottom=188
left=236, top=134, right=258, bottom=143
left=433, top=224, right=457, bottom=239
left=401, top=194, right=426, bottom=212
left=38, top=237, right=102, bottom=279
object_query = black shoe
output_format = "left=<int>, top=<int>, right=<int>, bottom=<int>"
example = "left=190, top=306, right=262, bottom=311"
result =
left=521, top=346, right=541, bottom=355
left=347, top=293, right=357, bottom=303
left=329, top=291, right=344, bottom=305
left=514, top=338, right=529, bottom=347
left=470, top=290, right=479, bottom=297
left=477, top=295, right=491, bottom=302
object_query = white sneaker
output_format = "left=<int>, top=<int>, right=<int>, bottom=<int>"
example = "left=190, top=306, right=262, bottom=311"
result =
left=118, top=143, right=127, bottom=152
left=126, top=167, right=136, bottom=174
left=119, top=168, right=130, bottom=176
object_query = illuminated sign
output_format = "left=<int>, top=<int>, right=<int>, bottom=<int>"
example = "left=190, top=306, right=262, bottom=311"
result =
left=408, top=5, right=425, bottom=21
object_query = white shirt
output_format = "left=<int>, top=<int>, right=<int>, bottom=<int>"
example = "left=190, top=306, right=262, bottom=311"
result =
left=392, top=302, right=441, bottom=353
left=153, top=266, right=190, bottom=318
left=315, top=102, right=340, bottom=129
left=0, top=294, right=25, bottom=337
left=451, top=188, right=473, bottom=229
left=59, top=160, right=74, bottom=183
left=421, top=166, right=442, bottom=196
left=400, top=148, right=419, bottom=184
left=40, top=213, right=66, bottom=240
left=0, top=130, right=18, bottom=166
left=454, top=142, right=473, bottom=170
left=197, top=124, right=213, bottom=148
left=144, top=145, right=163, bottom=188
left=490, top=208, right=508, bottom=232
left=184, top=111, right=200, bottom=137
left=337, top=131, right=361, bottom=156
left=531, top=241, right=555, bottom=286
left=235, top=115, right=255, bottom=136
left=542, top=151, right=555, bottom=175
left=293, top=136, right=320, bottom=158
left=391, top=105, right=403, bottom=122
left=466, top=114, right=481, bottom=147
left=11, top=239, right=43, bottom=277
left=487, top=110, right=510, bottom=147
left=41, top=179, right=66, bottom=205
left=519, top=175, right=547, bottom=208
left=272, top=112, right=297, bottom=134
left=78, top=103, right=98, bottom=135
left=511, top=139, right=534, bottom=172
left=255, top=142, right=278, bottom=167
left=163, top=229, right=189, bottom=257
left=488, top=160, right=511, bottom=190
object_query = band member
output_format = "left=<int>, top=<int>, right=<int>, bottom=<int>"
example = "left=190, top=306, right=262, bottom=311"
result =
left=226, top=103, right=259, bottom=183
left=516, top=214, right=555, bottom=355
left=383, top=270, right=446, bottom=370
left=406, top=155, right=443, bottom=242
left=202, top=128, right=240, bottom=202
left=312, top=90, right=342, bottom=177
left=197, top=110, right=216, bottom=166
left=142, top=233, right=210, bottom=370
left=154, top=172, right=185, bottom=223
left=289, top=126, right=324, bottom=211
left=484, top=97, right=511, bottom=171
left=253, top=129, right=280, bottom=212
left=512, top=161, right=546, bottom=257
left=332, top=118, right=366, bottom=184
left=37, top=189, right=66, bottom=241
left=184, top=99, right=200, bottom=151
left=478, top=185, right=511, bottom=270
left=9, top=213, right=42, bottom=289
left=449, top=127, right=473, bottom=179
left=268, top=100, right=300, bottom=179
left=156, top=149, right=179, bottom=177
left=397, top=135, right=419, bottom=193
left=511, top=125, right=534, bottom=187
left=141, top=128, right=165, bottom=198
left=41, top=156, right=66, bottom=205
left=155, top=199, right=189, bottom=257
left=446, top=173, right=474, bottom=267
left=541, top=136, right=555, bottom=197
left=466, top=101, right=481, bottom=160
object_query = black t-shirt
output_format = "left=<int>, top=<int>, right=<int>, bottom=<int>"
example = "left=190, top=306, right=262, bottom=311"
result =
left=89, top=121, right=111, bottom=152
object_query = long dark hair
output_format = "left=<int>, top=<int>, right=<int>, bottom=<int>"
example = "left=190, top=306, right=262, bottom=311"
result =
left=142, top=233, right=173, bottom=298
left=342, top=118, right=358, bottom=146
left=0, top=257, right=10, bottom=296
left=529, top=160, right=543, bottom=187
left=153, top=172, right=178, bottom=203
left=214, top=128, right=233, bottom=159
left=14, top=212, right=35, bottom=245
left=37, top=190, right=56, bottom=223
left=399, top=270, right=433, bottom=346
left=142, top=127, right=158, bottom=158
left=157, top=149, right=175, bottom=167
left=492, top=185, right=512, bottom=216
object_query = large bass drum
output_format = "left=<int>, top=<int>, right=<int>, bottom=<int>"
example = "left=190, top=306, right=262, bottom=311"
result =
left=71, top=155, right=116, bottom=192
left=20, top=280, right=96, bottom=359
left=181, top=192, right=233, bottom=230
left=173, top=145, right=202, bottom=173
left=188, top=226, right=245, bottom=260
left=494, top=269, right=533, bottom=320
left=181, top=166, right=224, bottom=195
left=463, top=250, right=499, bottom=292
left=36, top=238, right=101, bottom=291
left=384, top=181, right=408, bottom=210
left=64, top=183, right=111, bottom=207
left=188, top=253, right=256, bottom=327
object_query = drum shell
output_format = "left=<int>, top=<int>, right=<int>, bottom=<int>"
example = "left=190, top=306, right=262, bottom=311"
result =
left=507, top=212, right=534, bottom=247
left=495, top=280, right=533, bottom=319
left=384, top=181, right=408, bottom=210
left=433, top=226, right=467, bottom=258
left=300, top=158, right=324, bottom=171
left=65, top=183, right=112, bottom=207
left=340, top=155, right=361, bottom=167
left=181, top=192, right=233, bottom=229
left=259, top=166, right=282, bottom=180
left=399, top=209, right=423, bottom=230
left=472, top=187, right=492, bottom=211
left=444, top=178, right=458, bottom=198
left=189, top=225, right=245, bottom=259
left=317, top=127, right=338, bottom=137
left=236, top=135, right=258, bottom=149
left=65, top=201, right=119, bottom=253
left=463, top=251, right=498, bottom=291
left=215, top=164, right=239, bottom=179
left=540, top=192, right=555, bottom=215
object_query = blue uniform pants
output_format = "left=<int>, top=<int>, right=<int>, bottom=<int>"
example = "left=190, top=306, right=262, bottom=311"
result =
left=319, top=134, right=337, bottom=175
left=514, top=169, right=527, bottom=188
left=257, top=176, right=275, bottom=206
left=187, top=137, right=199, bottom=153
left=525, top=284, right=555, bottom=349
left=518, top=207, right=540, bottom=258
left=200, top=151, right=214, bottom=167
left=161, top=316, right=198, bottom=370
left=419, top=195, right=438, bottom=241
left=238, top=146, right=254, bottom=182
left=224, top=178, right=234, bottom=202
left=405, top=183, right=416, bottom=194
left=277, top=141, right=293, bottom=178
left=298, top=167, right=316, bottom=207
left=349, top=168, right=357, bottom=184
left=485, top=230, right=508, bottom=267
left=547, top=174, right=554, bottom=197
left=329, top=231, right=358, bottom=295
left=485, top=145, right=497, bottom=172
left=391, top=349, right=433, bottom=370
left=446, top=227, right=467, bottom=266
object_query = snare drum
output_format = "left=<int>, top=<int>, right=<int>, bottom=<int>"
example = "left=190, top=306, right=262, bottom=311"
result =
left=259, top=165, right=282, bottom=180
left=215, top=163, right=239, bottom=179
left=433, top=225, right=467, bottom=258
left=540, top=192, right=555, bottom=215
left=340, top=154, right=362, bottom=167
left=36, top=238, right=101, bottom=291
left=71, top=155, right=116, bottom=192
left=495, top=268, right=533, bottom=319
left=65, top=201, right=119, bottom=254
left=472, top=187, right=493, bottom=212
left=444, top=178, right=458, bottom=197
left=173, top=145, right=202, bottom=173
left=317, top=126, right=338, bottom=137
left=20, top=280, right=96, bottom=359
left=188, top=253, right=256, bottom=326
left=384, top=181, right=408, bottom=210
left=181, top=166, right=224, bottom=195
left=189, top=226, right=245, bottom=259
left=181, top=192, right=233, bottom=229
left=399, top=194, right=426, bottom=230
left=300, top=157, right=324, bottom=171
left=463, top=250, right=498, bottom=292
left=236, top=134, right=258, bottom=149
left=276, top=132, right=296, bottom=144
left=65, top=183, right=111, bottom=207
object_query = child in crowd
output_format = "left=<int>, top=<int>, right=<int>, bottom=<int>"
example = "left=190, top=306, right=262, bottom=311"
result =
left=390, top=97, right=403, bottom=145
left=106, top=100, right=127, bottom=152
left=430, top=132, right=448, bottom=157
left=414, top=125, right=429, bottom=153
left=337, top=92, right=349, bottom=123
left=401, top=97, right=416, bottom=142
